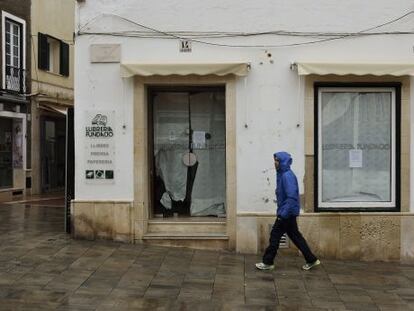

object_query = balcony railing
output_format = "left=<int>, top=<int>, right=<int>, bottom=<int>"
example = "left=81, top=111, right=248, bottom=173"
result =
left=4, top=65, right=26, bottom=94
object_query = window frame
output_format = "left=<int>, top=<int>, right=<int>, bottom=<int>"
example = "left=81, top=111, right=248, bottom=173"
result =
left=314, top=82, right=401, bottom=212
left=1, top=11, right=26, bottom=90
left=0, top=111, right=27, bottom=172
left=5, top=19, right=21, bottom=69
left=38, top=32, right=69, bottom=77
left=47, top=36, right=60, bottom=74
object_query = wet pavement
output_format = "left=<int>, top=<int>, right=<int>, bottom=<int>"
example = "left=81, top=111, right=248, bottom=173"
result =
left=1, top=202, right=414, bottom=310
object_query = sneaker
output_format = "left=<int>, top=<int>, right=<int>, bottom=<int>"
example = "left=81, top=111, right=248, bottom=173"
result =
left=255, top=262, right=274, bottom=270
left=302, top=259, right=321, bottom=271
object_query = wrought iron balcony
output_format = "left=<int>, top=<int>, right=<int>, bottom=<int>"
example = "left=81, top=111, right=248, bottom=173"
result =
left=4, top=65, right=26, bottom=94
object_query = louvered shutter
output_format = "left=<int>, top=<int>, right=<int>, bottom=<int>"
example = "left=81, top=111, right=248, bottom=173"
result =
left=38, top=32, right=49, bottom=70
left=60, top=41, right=69, bottom=76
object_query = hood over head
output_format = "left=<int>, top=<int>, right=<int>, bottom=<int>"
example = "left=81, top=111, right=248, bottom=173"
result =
left=274, top=151, right=292, bottom=172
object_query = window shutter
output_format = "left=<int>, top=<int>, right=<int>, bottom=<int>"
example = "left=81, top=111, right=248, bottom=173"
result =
left=60, top=41, right=69, bottom=76
left=38, top=32, right=49, bottom=70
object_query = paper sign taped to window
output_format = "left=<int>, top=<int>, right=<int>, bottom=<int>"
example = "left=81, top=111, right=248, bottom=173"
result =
left=349, top=149, right=363, bottom=168
left=192, top=131, right=206, bottom=149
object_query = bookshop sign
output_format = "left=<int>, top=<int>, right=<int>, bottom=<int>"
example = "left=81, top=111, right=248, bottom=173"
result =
left=84, top=111, right=115, bottom=184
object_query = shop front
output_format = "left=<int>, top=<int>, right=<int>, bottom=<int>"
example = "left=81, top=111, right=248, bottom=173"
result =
left=72, top=62, right=247, bottom=249
left=0, top=109, right=27, bottom=201
left=73, top=1, right=414, bottom=261
left=304, top=68, right=411, bottom=262
left=132, top=72, right=240, bottom=250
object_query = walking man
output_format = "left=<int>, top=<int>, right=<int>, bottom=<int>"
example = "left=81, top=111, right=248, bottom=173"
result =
left=256, top=151, right=320, bottom=271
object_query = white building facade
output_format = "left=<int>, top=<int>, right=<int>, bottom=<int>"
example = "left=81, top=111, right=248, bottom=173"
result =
left=74, top=0, right=414, bottom=262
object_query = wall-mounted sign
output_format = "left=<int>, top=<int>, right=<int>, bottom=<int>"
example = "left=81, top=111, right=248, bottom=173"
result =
left=90, top=44, right=121, bottom=63
left=349, top=149, right=363, bottom=168
left=192, top=131, right=206, bottom=149
left=179, top=40, right=192, bottom=53
left=85, top=111, right=115, bottom=184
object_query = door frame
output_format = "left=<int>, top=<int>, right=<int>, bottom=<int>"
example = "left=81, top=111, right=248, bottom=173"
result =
left=133, top=75, right=237, bottom=249
left=65, top=107, right=74, bottom=233
left=0, top=110, right=27, bottom=170
left=147, top=86, right=226, bottom=219
left=314, top=82, right=401, bottom=212
left=40, top=114, right=66, bottom=193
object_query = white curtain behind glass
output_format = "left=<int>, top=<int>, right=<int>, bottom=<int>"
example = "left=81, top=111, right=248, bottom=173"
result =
left=190, top=92, right=226, bottom=216
left=321, top=92, right=391, bottom=203
left=153, top=91, right=226, bottom=216
left=154, top=93, right=189, bottom=208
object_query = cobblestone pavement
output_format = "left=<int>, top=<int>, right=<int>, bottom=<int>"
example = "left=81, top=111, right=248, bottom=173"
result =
left=1, top=203, right=414, bottom=310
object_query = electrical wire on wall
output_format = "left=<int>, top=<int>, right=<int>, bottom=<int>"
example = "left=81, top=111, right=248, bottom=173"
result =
left=76, top=10, right=414, bottom=48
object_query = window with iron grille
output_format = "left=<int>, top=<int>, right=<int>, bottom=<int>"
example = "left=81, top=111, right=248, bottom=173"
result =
left=2, top=12, right=26, bottom=94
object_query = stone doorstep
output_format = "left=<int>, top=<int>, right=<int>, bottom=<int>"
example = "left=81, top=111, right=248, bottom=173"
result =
left=146, top=218, right=227, bottom=235
left=0, top=188, right=24, bottom=203
left=139, top=233, right=230, bottom=251
left=142, top=233, right=229, bottom=240
left=0, top=188, right=24, bottom=193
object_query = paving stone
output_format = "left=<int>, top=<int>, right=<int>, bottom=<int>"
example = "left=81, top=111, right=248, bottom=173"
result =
left=14, top=272, right=57, bottom=288
left=61, top=292, right=108, bottom=308
left=144, top=284, right=181, bottom=298
left=343, top=302, right=380, bottom=311
left=277, top=296, right=313, bottom=307
left=1, top=202, right=414, bottom=310
left=311, top=298, right=347, bottom=309
left=177, top=290, right=212, bottom=301
left=378, top=304, right=413, bottom=311
left=341, top=294, right=375, bottom=304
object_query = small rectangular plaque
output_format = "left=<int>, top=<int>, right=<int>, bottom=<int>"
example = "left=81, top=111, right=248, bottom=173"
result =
left=349, top=149, right=363, bottom=168
left=90, top=44, right=121, bottom=63
left=179, top=40, right=192, bottom=53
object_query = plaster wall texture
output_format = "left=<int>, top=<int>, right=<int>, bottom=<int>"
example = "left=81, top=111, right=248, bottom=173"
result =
left=411, top=76, right=414, bottom=213
left=75, top=1, right=414, bottom=213
left=31, top=0, right=75, bottom=91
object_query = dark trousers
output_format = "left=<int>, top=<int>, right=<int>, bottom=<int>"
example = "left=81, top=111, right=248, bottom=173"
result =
left=262, top=217, right=317, bottom=265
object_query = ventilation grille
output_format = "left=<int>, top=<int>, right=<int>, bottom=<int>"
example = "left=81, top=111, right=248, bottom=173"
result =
left=268, top=224, right=289, bottom=249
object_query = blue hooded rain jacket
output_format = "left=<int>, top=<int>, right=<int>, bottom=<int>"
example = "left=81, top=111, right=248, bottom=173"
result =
left=274, top=151, right=300, bottom=219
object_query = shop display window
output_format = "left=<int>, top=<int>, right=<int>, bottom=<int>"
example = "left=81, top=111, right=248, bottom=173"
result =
left=317, top=86, right=398, bottom=210
left=0, top=117, right=13, bottom=188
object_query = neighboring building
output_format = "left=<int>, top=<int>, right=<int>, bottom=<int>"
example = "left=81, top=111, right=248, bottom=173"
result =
left=74, top=0, right=414, bottom=262
left=0, top=1, right=30, bottom=201
left=0, top=0, right=74, bottom=201
left=30, top=0, right=74, bottom=195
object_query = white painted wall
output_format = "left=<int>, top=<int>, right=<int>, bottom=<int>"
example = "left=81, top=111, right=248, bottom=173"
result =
left=75, top=0, right=414, bottom=209
left=411, top=76, right=414, bottom=213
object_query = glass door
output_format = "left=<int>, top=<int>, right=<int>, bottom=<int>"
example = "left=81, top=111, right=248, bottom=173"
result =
left=151, top=87, right=226, bottom=217
left=41, top=117, right=66, bottom=192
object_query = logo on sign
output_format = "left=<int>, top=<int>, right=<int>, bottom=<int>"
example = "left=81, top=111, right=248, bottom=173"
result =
left=92, top=114, right=107, bottom=126
left=86, top=114, right=114, bottom=138
left=86, top=170, right=94, bottom=179
left=95, top=170, right=105, bottom=179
